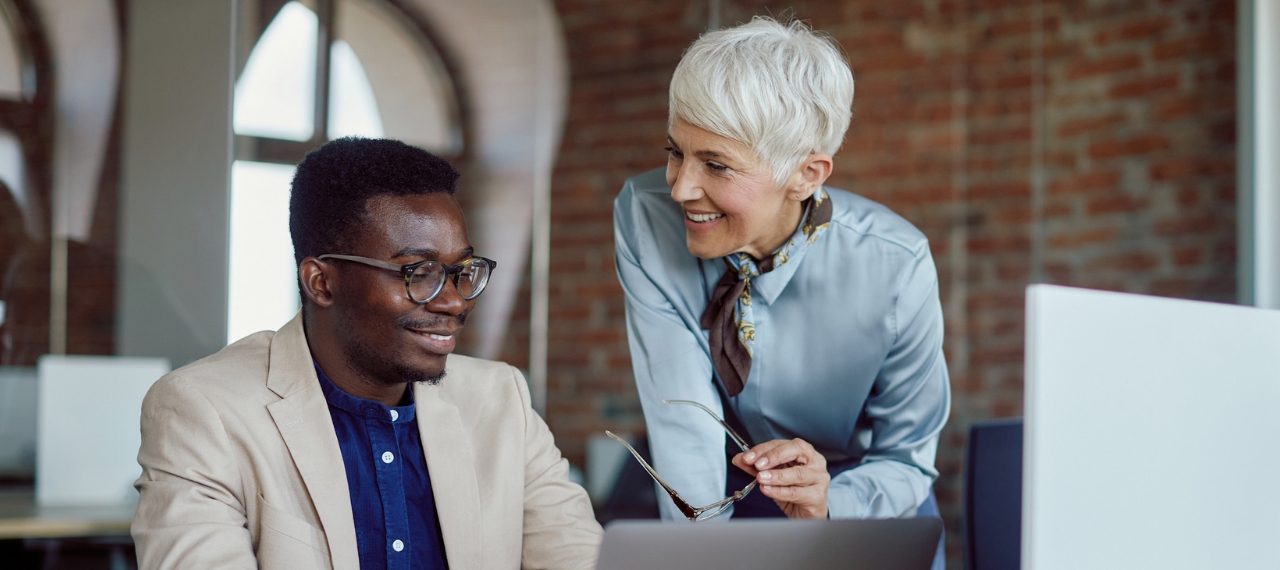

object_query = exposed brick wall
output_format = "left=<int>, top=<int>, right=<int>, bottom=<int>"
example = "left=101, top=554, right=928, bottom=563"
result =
left=533, top=0, right=1236, bottom=564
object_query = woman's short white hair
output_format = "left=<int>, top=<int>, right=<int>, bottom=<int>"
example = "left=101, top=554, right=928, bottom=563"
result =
left=670, top=17, right=854, bottom=186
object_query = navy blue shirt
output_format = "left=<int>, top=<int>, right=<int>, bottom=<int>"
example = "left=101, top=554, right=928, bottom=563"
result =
left=315, top=364, right=449, bottom=570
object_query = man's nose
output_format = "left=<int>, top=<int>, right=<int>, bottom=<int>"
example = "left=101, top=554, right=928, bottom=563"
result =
left=426, top=277, right=467, bottom=316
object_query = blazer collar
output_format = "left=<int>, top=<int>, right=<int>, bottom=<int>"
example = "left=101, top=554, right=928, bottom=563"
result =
left=264, top=313, right=361, bottom=568
left=414, top=376, right=483, bottom=570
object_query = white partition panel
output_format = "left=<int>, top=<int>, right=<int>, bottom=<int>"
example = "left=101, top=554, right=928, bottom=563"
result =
left=36, top=355, right=170, bottom=507
left=1024, top=285, right=1280, bottom=570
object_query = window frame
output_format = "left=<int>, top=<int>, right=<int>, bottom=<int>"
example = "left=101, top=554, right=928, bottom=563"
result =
left=237, top=0, right=469, bottom=166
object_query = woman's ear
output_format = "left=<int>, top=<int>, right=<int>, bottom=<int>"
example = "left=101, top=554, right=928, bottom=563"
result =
left=299, top=258, right=336, bottom=309
left=787, top=153, right=834, bottom=201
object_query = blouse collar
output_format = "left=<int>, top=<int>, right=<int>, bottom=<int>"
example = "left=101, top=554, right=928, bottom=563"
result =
left=724, top=187, right=832, bottom=306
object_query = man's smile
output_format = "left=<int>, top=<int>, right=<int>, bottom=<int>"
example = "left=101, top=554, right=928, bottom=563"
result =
left=407, top=326, right=458, bottom=354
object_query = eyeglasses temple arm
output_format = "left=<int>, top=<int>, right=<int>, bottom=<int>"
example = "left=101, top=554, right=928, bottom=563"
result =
left=662, top=399, right=752, bottom=453
left=316, top=254, right=404, bottom=272
left=604, top=431, right=685, bottom=501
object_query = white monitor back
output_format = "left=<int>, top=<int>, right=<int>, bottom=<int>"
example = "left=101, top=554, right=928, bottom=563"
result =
left=36, top=355, right=170, bottom=507
left=1023, top=285, right=1280, bottom=570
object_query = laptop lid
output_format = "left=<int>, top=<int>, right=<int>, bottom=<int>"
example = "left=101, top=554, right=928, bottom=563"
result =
left=597, top=518, right=942, bottom=570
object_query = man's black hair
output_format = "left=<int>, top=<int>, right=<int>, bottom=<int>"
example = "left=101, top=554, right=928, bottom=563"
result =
left=289, top=137, right=459, bottom=267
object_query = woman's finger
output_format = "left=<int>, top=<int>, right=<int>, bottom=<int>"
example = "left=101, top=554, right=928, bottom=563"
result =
left=757, top=463, right=827, bottom=487
left=760, top=482, right=817, bottom=506
left=740, top=439, right=789, bottom=464
left=753, top=438, right=823, bottom=471
left=731, top=452, right=759, bottom=476
left=734, top=439, right=792, bottom=474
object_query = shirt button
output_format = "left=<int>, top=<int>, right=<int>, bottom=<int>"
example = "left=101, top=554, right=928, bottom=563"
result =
left=392, top=539, right=404, bottom=552
left=382, top=451, right=394, bottom=464
left=390, top=409, right=399, bottom=421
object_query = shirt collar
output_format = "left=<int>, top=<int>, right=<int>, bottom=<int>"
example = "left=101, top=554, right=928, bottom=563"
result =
left=314, top=361, right=417, bottom=423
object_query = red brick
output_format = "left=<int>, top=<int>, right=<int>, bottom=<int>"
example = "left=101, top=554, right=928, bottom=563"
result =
left=1150, top=157, right=1233, bottom=180
left=574, top=282, right=623, bottom=298
left=1088, top=135, right=1171, bottom=159
left=1173, top=247, right=1203, bottom=266
left=1152, top=34, right=1228, bottom=61
left=988, top=18, right=1035, bottom=39
left=968, top=235, right=1031, bottom=254
left=1048, top=170, right=1121, bottom=194
left=1087, top=252, right=1160, bottom=271
left=1048, top=227, right=1120, bottom=248
left=1176, top=186, right=1200, bottom=208
left=970, top=348, right=1024, bottom=367
left=970, top=127, right=1032, bottom=146
left=1064, top=54, right=1142, bottom=80
left=1087, top=195, right=1150, bottom=215
left=1108, top=73, right=1180, bottom=99
left=969, top=181, right=1031, bottom=200
left=1154, top=214, right=1220, bottom=236
left=1094, top=17, right=1173, bottom=45
left=1056, top=114, right=1126, bottom=138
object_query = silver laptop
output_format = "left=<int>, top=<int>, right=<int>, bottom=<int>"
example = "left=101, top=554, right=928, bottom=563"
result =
left=597, top=518, right=942, bottom=570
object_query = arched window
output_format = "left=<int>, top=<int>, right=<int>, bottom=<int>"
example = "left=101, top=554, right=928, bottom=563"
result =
left=228, top=0, right=464, bottom=343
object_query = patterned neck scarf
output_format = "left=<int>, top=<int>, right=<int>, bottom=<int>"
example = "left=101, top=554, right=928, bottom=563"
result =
left=700, top=188, right=833, bottom=397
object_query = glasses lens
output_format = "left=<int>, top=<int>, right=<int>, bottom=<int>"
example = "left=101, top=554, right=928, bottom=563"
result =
left=695, top=502, right=733, bottom=522
left=456, top=259, right=492, bottom=300
left=407, top=262, right=445, bottom=303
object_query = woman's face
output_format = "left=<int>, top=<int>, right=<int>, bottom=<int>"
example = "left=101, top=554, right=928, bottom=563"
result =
left=665, top=118, right=801, bottom=260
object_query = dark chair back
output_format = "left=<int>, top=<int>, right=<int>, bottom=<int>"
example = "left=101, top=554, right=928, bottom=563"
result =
left=964, top=418, right=1023, bottom=570
left=598, top=436, right=660, bottom=525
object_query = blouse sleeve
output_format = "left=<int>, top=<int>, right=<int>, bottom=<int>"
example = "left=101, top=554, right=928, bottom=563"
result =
left=613, top=183, right=731, bottom=521
left=827, top=245, right=951, bottom=519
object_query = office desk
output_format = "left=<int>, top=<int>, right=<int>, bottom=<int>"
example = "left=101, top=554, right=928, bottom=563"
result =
left=0, top=489, right=133, bottom=539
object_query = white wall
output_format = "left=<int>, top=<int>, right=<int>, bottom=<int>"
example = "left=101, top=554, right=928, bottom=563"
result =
left=118, top=0, right=236, bottom=365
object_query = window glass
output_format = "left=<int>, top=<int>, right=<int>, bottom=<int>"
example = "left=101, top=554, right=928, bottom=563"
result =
left=233, top=1, right=317, bottom=141
left=0, top=130, right=25, bottom=211
left=0, top=12, right=21, bottom=100
left=327, top=39, right=383, bottom=139
left=227, top=161, right=299, bottom=344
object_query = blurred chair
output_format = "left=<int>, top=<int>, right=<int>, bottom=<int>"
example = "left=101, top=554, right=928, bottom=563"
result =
left=964, top=418, right=1023, bottom=570
left=598, top=436, right=659, bottom=525
left=36, top=355, right=170, bottom=507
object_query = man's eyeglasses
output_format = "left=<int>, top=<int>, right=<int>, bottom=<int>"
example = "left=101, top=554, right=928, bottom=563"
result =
left=317, top=254, right=496, bottom=304
left=605, top=399, right=755, bottom=522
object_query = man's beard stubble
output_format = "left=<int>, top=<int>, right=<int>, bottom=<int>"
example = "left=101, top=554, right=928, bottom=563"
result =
left=338, top=311, right=466, bottom=387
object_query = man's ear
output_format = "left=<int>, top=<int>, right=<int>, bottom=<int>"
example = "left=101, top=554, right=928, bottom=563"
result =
left=299, top=257, right=336, bottom=309
left=786, top=153, right=834, bottom=202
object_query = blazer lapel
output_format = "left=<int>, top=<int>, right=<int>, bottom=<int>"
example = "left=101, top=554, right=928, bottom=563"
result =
left=265, top=315, right=360, bottom=569
left=415, top=382, right=483, bottom=570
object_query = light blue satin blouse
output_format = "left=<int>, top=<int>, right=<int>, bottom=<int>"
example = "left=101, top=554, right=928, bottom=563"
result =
left=613, top=168, right=951, bottom=520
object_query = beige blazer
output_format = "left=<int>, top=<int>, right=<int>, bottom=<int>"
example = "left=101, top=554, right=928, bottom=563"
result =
left=132, top=314, right=602, bottom=569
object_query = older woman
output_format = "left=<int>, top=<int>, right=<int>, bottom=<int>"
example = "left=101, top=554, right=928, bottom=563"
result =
left=613, top=16, right=950, bottom=533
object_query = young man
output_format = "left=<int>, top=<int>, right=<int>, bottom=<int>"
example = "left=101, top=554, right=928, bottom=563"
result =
left=132, top=138, right=602, bottom=570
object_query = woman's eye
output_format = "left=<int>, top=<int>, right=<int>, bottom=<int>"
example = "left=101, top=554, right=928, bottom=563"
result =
left=707, top=161, right=728, bottom=172
left=664, top=146, right=683, bottom=160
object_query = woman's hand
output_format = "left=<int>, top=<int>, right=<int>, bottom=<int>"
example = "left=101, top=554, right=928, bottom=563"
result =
left=732, top=438, right=830, bottom=519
